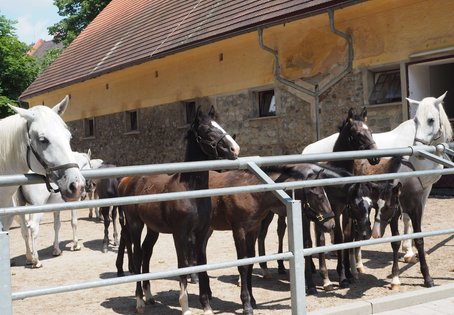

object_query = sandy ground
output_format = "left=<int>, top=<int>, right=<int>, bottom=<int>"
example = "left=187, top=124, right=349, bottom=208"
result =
left=6, top=196, right=454, bottom=315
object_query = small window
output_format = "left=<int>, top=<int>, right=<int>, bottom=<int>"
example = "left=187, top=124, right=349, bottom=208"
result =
left=185, top=101, right=196, bottom=124
left=369, top=70, right=401, bottom=105
left=258, top=90, right=276, bottom=117
left=83, top=118, right=94, bottom=138
left=125, top=110, right=138, bottom=132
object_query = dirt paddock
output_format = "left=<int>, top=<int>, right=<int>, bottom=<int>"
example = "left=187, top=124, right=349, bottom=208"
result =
left=7, top=195, right=454, bottom=314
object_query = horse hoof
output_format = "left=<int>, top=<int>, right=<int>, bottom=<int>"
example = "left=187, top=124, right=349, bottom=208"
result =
left=136, top=306, right=145, bottom=314
left=404, top=255, right=417, bottom=263
left=203, top=309, right=214, bottom=315
left=71, top=244, right=81, bottom=251
left=306, top=287, right=318, bottom=295
left=102, top=247, right=108, bottom=254
left=183, top=310, right=192, bottom=315
left=251, top=298, right=257, bottom=308
left=145, top=297, right=156, bottom=305
left=340, top=280, right=350, bottom=288
left=117, top=271, right=125, bottom=277
left=278, top=268, right=287, bottom=275
left=357, top=266, right=365, bottom=274
left=324, top=284, right=334, bottom=292
left=53, top=250, right=62, bottom=256
left=425, top=280, right=434, bottom=288
left=390, top=284, right=400, bottom=291
left=32, top=262, right=43, bottom=269
left=261, top=269, right=273, bottom=279
left=242, top=308, right=253, bottom=315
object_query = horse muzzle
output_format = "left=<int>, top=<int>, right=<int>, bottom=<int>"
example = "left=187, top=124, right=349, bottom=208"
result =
left=54, top=168, right=86, bottom=201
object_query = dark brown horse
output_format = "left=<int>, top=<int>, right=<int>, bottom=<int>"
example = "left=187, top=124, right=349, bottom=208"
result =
left=118, top=107, right=239, bottom=314
left=353, top=156, right=439, bottom=290
left=208, top=164, right=334, bottom=314
left=258, top=108, right=380, bottom=291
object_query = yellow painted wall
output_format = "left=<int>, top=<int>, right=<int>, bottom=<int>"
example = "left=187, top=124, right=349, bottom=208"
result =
left=27, top=0, right=454, bottom=122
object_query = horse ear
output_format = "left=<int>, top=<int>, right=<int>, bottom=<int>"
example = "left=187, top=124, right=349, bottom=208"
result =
left=8, top=105, right=36, bottom=122
left=208, top=105, right=216, bottom=118
left=52, top=95, right=69, bottom=116
left=361, top=107, right=368, bottom=121
left=406, top=97, right=420, bottom=105
left=316, top=168, right=324, bottom=179
left=87, top=148, right=92, bottom=159
left=347, top=108, right=354, bottom=119
left=435, top=91, right=448, bottom=105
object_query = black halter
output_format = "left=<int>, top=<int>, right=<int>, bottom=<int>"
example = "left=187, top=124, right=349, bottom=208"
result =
left=191, top=124, right=227, bottom=159
left=26, top=124, right=79, bottom=193
left=301, top=189, right=335, bottom=223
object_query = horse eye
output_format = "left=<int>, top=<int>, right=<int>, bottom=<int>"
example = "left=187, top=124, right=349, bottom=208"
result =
left=38, top=137, right=49, bottom=145
left=427, top=118, right=434, bottom=126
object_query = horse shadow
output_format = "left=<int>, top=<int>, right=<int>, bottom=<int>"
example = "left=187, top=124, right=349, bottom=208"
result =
left=10, top=241, right=74, bottom=268
left=83, top=239, right=119, bottom=253
left=100, top=289, right=247, bottom=314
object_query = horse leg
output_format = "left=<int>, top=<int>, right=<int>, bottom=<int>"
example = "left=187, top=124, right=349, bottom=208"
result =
left=355, top=247, right=365, bottom=274
left=233, top=228, right=254, bottom=315
left=112, top=206, right=119, bottom=246
left=101, top=206, right=110, bottom=253
left=316, top=225, right=334, bottom=291
left=246, top=231, right=258, bottom=309
left=18, top=214, right=33, bottom=266
left=409, top=209, right=434, bottom=287
left=28, top=214, right=43, bottom=268
left=257, top=211, right=274, bottom=279
left=194, top=228, right=214, bottom=315
left=334, top=212, right=348, bottom=288
left=141, top=228, right=158, bottom=305
left=303, top=218, right=317, bottom=295
left=401, top=212, right=416, bottom=263
left=53, top=211, right=62, bottom=256
left=276, top=215, right=287, bottom=274
left=173, top=233, right=192, bottom=315
left=129, top=220, right=145, bottom=313
left=389, top=215, right=401, bottom=290
left=342, top=215, right=355, bottom=283
left=70, top=209, right=81, bottom=251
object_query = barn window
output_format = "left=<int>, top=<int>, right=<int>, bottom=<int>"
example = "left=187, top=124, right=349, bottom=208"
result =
left=369, top=70, right=401, bottom=105
left=258, top=89, right=276, bottom=117
left=125, top=110, right=139, bottom=132
left=83, top=118, right=94, bottom=138
left=185, top=101, right=196, bottom=124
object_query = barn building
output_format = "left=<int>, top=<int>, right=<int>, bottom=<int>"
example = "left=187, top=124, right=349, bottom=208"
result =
left=19, top=0, right=454, bottom=173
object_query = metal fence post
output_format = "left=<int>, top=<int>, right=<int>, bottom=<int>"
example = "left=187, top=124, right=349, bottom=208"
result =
left=0, top=231, right=13, bottom=315
left=286, top=199, right=306, bottom=314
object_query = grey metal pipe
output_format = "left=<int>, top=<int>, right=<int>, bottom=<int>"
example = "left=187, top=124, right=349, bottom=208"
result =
left=1, top=143, right=451, bottom=187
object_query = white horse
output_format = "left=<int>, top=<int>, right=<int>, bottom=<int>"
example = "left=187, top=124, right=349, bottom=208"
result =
left=12, top=151, right=95, bottom=268
left=303, top=92, right=452, bottom=263
left=0, top=96, right=85, bottom=237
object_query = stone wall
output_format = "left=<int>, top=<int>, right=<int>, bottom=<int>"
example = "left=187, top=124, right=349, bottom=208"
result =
left=68, top=72, right=401, bottom=165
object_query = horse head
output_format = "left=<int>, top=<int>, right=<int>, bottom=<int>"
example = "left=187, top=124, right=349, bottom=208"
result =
left=189, top=106, right=240, bottom=160
left=303, top=169, right=335, bottom=232
left=337, top=107, right=380, bottom=165
left=347, top=182, right=373, bottom=240
left=370, top=181, right=401, bottom=239
left=408, top=92, right=453, bottom=146
left=9, top=96, right=85, bottom=201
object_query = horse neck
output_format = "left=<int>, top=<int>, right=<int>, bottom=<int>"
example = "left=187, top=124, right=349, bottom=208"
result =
left=0, top=115, right=29, bottom=175
left=179, top=135, right=209, bottom=190
left=330, top=132, right=354, bottom=172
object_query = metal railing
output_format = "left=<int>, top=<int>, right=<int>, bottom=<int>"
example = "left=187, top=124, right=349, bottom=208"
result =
left=1, top=142, right=454, bottom=315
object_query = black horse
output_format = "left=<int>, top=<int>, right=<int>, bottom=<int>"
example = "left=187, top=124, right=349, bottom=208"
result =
left=118, top=107, right=239, bottom=314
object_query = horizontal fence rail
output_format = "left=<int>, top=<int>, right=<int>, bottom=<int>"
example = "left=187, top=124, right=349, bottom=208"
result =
left=1, top=142, right=454, bottom=315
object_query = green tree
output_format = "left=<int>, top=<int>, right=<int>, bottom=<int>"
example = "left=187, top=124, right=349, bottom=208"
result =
left=0, top=14, right=40, bottom=118
left=49, top=0, right=111, bottom=47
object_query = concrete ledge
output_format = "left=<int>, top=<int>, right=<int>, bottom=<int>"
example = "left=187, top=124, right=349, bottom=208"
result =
left=308, top=283, right=454, bottom=315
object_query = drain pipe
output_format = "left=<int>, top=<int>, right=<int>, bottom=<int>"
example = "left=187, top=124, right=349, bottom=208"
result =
left=258, top=8, right=354, bottom=140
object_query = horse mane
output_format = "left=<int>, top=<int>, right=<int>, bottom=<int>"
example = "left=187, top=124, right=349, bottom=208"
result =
left=0, top=114, right=28, bottom=174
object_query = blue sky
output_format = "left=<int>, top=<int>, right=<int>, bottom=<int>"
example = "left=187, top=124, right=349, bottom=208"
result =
left=0, top=0, right=61, bottom=44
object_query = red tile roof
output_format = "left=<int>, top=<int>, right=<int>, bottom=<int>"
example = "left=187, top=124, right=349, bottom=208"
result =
left=20, top=0, right=360, bottom=100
